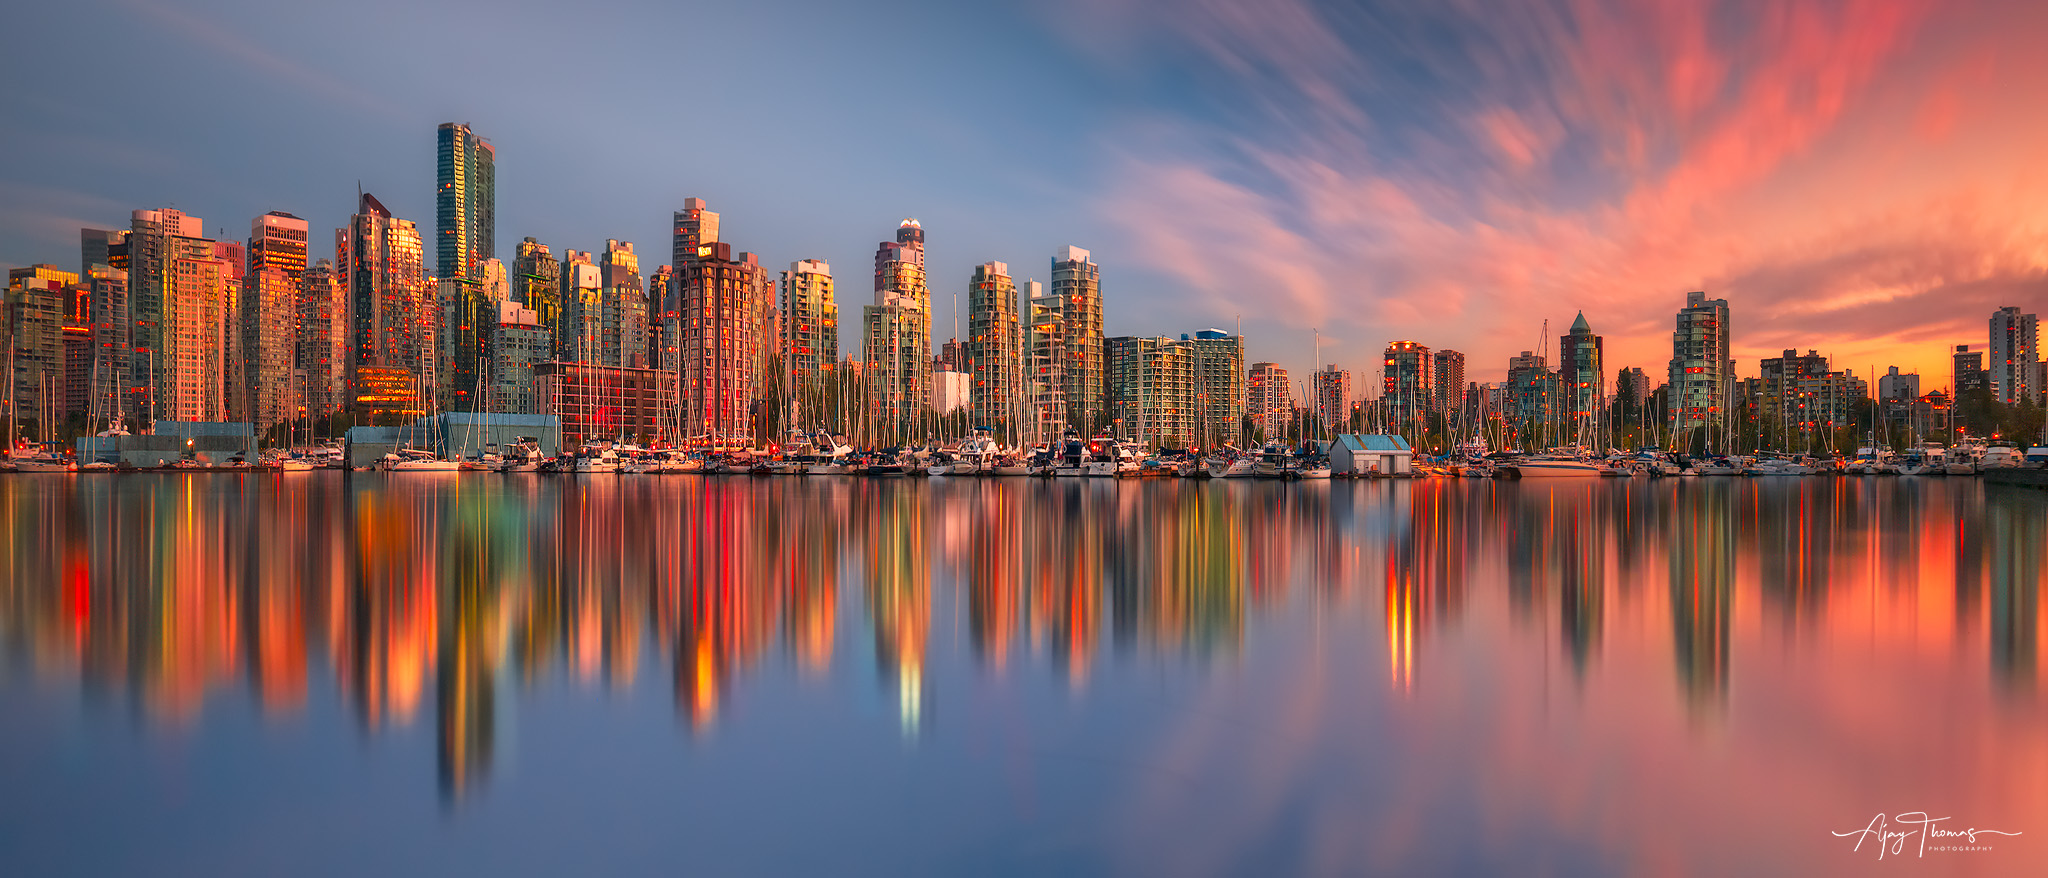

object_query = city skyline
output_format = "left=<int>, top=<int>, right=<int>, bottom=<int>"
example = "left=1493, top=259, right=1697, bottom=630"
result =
left=7, top=1, right=2047, bottom=389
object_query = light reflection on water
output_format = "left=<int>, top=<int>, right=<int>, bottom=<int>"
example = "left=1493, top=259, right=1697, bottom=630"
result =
left=0, top=475, right=2042, bottom=875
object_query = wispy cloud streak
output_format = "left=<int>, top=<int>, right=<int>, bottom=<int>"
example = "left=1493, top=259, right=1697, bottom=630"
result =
left=1069, top=0, right=2048, bottom=381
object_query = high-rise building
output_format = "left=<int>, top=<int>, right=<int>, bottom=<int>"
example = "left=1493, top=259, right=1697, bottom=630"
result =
left=1505, top=350, right=1558, bottom=430
left=438, top=257, right=508, bottom=411
left=488, top=299, right=550, bottom=415
left=435, top=122, right=495, bottom=282
left=1312, top=365, right=1350, bottom=433
left=1382, top=341, right=1432, bottom=430
left=599, top=240, right=647, bottom=369
left=297, top=259, right=347, bottom=419
left=339, top=192, right=429, bottom=421
left=1107, top=335, right=1195, bottom=448
left=125, top=208, right=206, bottom=423
left=1248, top=361, right=1291, bottom=440
left=677, top=241, right=768, bottom=447
left=1746, top=349, right=1866, bottom=442
left=1559, top=312, right=1603, bottom=431
left=1988, top=306, right=2038, bottom=405
left=511, top=237, right=562, bottom=346
left=646, top=265, right=673, bottom=370
left=1878, top=366, right=1920, bottom=402
left=1432, top=349, right=1465, bottom=417
left=558, top=249, right=601, bottom=363
left=1952, top=345, right=1988, bottom=397
left=1051, top=246, right=1102, bottom=429
left=1024, top=279, right=1065, bottom=439
left=781, top=259, right=837, bottom=398
left=4, top=268, right=70, bottom=431
left=80, top=227, right=129, bottom=279
left=1667, top=290, right=1731, bottom=440
left=85, top=265, right=130, bottom=424
left=665, top=199, right=719, bottom=373
left=1186, top=329, right=1245, bottom=448
left=965, top=262, right=1019, bottom=434
left=241, top=211, right=307, bottom=431
left=865, top=220, right=932, bottom=433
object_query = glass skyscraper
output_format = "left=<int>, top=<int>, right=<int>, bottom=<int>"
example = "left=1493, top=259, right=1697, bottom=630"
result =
left=435, top=122, right=495, bottom=282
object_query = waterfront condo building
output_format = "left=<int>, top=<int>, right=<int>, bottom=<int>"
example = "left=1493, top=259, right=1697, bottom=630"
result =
left=1024, top=280, right=1065, bottom=440
left=126, top=208, right=220, bottom=423
left=664, top=198, right=719, bottom=369
left=1187, top=329, right=1245, bottom=449
left=781, top=259, right=837, bottom=397
left=1559, top=312, right=1603, bottom=434
left=865, top=220, right=932, bottom=435
left=558, top=249, right=601, bottom=363
left=599, top=240, right=648, bottom=369
left=1382, top=341, right=1432, bottom=432
left=1248, top=361, right=1291, bottom=440
left=646, top=264, right=673, bottom=369
left=1432, top=349, right=1465, bottom=419
left=297, top=258, right=347, bottom=418
left=1313, top=365, right=1350, bottom=434
left=1505, top=350, right=1559, bottom=433
left=438, top=257, right=509, bottom=411
left=1051, top=246, right=1103, bottom=430
left=1107, top=335, right=1196, bottom=448
left=340, top=193, right=430, bottom=422
left=488, top=299, right=550, bottom=415
left=85, top=265, right=130, bottom=422
left=1988, top=306, right=2038, bottom=405
left=511, top=237, right=562, bottom=350
left=1667, top=290, right=1731, bottom=441
left=966, top=261, right=1020, bottom=435
left=1878, top=366, right=1920, bottom=402
left=677, top=241, right=768, bottom=448
left=3, top=267, right=71, bottom=430
left=241, top=212, right=308, bottom=432
left=435, top=122, right=495, bottom=282
left=1953, top=345, right=1988, bottom=397
left=1746, top=349, right=1867, bottom=443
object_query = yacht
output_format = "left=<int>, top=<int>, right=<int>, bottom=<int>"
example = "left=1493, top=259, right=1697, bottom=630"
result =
left=573, top=444, right=624, bottom=474
left=497, top=437, right=548, bottom=472
left=384, top=448, right=460, bottom=472
left=7, top=453, right=77, bottom=473
left=1979, top=444, right=2020, bottom=469
left=1514, top=455, right=1603, bottom=478
left=1051, top=432, right=1089, bottom=477
left=1205, top=450, right=1257, bottom=479
left=801, top=434, right=858, bottom=475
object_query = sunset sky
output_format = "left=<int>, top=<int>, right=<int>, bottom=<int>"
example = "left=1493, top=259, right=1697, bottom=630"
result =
left=2, top=0, right=2043, bottom=390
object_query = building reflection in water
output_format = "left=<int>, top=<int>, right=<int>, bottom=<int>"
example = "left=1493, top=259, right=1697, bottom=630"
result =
left=0, top=475, right=2041, bottom=802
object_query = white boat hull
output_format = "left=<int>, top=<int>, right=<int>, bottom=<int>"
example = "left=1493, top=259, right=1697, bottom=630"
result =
left=1516, top=460, right=1602, bottom=478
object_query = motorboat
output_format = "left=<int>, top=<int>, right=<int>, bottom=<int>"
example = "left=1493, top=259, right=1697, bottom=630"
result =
left=573, top=445, right=624, bottom=474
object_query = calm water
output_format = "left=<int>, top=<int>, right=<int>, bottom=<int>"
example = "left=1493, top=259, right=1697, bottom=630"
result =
left=1, top=474, right=2043, bottom=876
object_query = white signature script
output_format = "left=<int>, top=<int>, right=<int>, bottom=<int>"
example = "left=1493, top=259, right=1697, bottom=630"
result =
left=1833, top=813, right=2022, bottom=859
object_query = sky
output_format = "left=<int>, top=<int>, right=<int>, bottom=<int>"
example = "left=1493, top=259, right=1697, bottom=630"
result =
left=3, top=0, right=2045, bottom=393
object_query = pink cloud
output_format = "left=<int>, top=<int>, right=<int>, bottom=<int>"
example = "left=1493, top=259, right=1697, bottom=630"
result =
left=1082, top=0, right=2048, bottom=387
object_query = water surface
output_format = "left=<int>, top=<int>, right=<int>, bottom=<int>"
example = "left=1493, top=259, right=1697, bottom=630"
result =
left=1, top=474, right=2042, bottom=876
